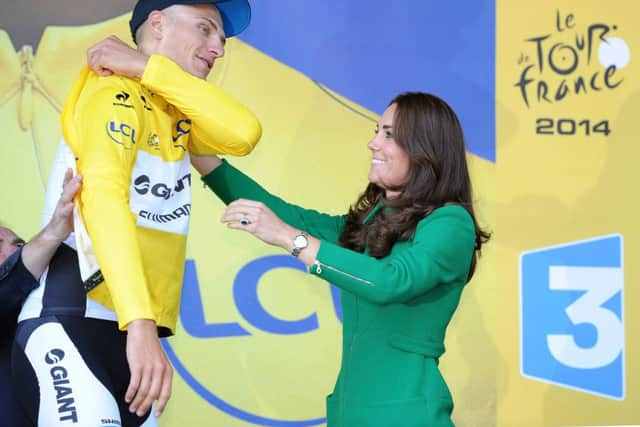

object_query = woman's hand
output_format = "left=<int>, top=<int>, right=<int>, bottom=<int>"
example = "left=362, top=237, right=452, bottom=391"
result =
left=221, top=199, right=295, bottom=250
left=221, top=199, right=321, bottom=266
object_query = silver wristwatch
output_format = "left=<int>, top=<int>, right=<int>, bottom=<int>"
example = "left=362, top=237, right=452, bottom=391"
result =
left=291, top=231, right=309, bottom=257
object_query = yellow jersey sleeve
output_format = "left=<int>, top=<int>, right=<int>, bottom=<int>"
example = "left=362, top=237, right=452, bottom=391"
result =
left=73, top=77, right=154, bottom=329
left=140, top=54, right=262, bottom=156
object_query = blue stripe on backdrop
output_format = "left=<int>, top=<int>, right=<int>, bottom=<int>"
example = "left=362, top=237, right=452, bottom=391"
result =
left=239, top=0, right=496, bottom=162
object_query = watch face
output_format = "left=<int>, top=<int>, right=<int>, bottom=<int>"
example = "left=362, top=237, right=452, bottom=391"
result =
left=293, top=234, right=308, bottom=248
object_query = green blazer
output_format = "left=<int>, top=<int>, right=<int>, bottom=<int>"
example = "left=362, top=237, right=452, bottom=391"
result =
left=203, top=161, right=475, bottom=427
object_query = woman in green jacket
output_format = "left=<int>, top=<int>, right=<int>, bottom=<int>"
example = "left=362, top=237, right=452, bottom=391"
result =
left=191, top=92, right=490, bottom=427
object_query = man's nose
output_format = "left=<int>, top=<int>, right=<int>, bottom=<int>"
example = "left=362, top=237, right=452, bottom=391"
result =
left=210, top=38, right=225, bottom=58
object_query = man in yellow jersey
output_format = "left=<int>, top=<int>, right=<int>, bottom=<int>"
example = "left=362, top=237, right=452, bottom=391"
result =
left=12, top=1, right=261, bottom=426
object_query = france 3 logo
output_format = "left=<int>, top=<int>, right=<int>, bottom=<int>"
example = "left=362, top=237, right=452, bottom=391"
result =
left=520, top=234, right=624, bottom=400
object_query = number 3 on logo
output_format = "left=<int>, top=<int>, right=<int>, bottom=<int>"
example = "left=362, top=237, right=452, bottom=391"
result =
left=547, top=266, right=623, bottom=369
left=520, top=234, right=624, bottom=399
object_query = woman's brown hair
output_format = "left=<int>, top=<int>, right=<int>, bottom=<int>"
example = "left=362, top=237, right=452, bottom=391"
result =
left=338, top=92, right=490, bottom=282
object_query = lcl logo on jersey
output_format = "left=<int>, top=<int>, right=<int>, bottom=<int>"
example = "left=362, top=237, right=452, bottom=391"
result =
left=106, top=121, right=137, bottom=149
left=520, top=234, right=624, bottom=400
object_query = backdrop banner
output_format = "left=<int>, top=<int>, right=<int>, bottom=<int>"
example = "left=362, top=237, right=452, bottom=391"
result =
left=1, top=1, right=636, bottom=426
left=497, top=1, right=638, bottom=426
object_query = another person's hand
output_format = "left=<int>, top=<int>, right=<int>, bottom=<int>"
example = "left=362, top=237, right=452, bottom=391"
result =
left=87, top=35, right=149, bottom=78
left=19, top=169, right=81, bottom=279
left=125, top=319, right=173, bottom=418
left=221, top=199, right=294, bottom=248
left=43, top=169, right=81, bottom=244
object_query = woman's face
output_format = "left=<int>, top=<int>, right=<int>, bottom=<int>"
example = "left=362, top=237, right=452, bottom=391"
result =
left=367, top=103, right=411, bottom=198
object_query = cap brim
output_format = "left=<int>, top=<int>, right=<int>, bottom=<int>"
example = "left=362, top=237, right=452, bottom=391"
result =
left=214, top=0, right=251, bottom=38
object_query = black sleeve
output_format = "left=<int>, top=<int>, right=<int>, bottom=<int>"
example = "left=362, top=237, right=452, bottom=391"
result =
left=0, top=247, right=39, bottom=320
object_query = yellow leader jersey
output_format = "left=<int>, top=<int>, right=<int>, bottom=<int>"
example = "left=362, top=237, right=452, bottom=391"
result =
left=61, top=54, right=262, bottom=333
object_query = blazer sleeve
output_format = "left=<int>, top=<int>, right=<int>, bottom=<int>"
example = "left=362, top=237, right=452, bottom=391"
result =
left=309, top=206, right=476, bottom=305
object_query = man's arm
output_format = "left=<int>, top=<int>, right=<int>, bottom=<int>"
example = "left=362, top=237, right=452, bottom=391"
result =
left=0, top=248, right=37, bottom=320
left=0, top=170, right=81, bottom=318
left=140, top=54, right=262, bottom=156
left=64, top=74, right=153, bottom=329
left=87, top=36, right=262, bottom=156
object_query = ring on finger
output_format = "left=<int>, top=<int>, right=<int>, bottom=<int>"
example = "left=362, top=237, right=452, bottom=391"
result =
left=240, top=214, right=250, bottom=226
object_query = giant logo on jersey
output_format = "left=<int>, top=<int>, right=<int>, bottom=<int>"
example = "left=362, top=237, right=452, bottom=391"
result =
left=134, top=173, right=191, bottom=200
left=45, top=347, right=79, bottom=423
left=129, top=151, right=192, bottom=235
left=45, top=348, right=65, bottom=365
left=520, top=234, right=624, bottom=399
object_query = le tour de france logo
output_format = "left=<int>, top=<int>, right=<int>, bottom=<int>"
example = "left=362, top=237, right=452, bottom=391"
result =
left=514, top=9, right=631, bottom=138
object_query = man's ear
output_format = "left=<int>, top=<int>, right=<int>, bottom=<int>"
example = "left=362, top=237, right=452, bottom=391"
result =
left=146, top=10, right=167, bottom=40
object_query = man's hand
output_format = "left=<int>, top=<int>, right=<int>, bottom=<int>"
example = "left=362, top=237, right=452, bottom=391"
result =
left=42, top=169, right=81, bottom=244
left=87, top=35, right=149, bottom=79
left=125, top=319, right=173, bottom=418
left=21, top=169, right=81, bottom=279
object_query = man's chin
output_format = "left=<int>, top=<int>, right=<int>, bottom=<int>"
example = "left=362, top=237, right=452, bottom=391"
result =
left=193, top=67, right=211, bottom=80
left=192, top=60, right=213, bottom=79
left=179, top=63, right=210, bottom=80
